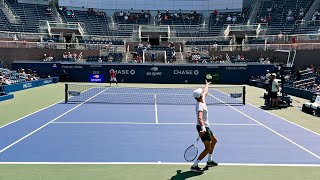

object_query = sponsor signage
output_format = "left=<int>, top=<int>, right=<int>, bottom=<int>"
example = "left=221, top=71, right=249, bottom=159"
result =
left=22, top=83, right=32, bottom=89
left=226, top=66, right=247, bottom=70
left=173, top=70, right=199, bottom=75
left=89, top=74, right=104, bottom=82
left=43, top=80, right=52, bottom=84
left=114, top=69, right=136, bottom=75
left=146, top=67, right=162, bottom=76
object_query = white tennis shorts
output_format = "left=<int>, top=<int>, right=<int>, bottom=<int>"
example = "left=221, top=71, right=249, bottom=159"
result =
left=110, top=77, right=117, bottom=82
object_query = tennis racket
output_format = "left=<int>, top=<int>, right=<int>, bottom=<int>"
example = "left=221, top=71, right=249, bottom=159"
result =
left=184, top=137, right=200, bottom=162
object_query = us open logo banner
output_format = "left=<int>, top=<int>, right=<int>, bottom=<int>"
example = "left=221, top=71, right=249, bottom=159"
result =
left=89, top=74, right=104, bottom=82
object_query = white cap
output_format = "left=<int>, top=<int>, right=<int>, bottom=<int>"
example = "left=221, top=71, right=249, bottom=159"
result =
left=193, top=88, right=203, bottom=99
left=271, top=73, right=277, bottom=76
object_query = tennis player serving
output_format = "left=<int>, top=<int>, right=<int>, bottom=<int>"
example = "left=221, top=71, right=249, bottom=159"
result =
left=191, top=80, right=218, bottom=172
left=109, top=69, right=118, bottom=86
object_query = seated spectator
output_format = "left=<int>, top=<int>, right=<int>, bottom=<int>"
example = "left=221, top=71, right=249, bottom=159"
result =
left=151, top=52, right=156, bottom=63
left=13, top=34, right=18, bottom=41
left=119, top=11, right=124, bottom=16
left=67, top=52, right=72, bottom=61
left=98, top=58, right=102, bottom=63
left=278, top=31, right=283, bottom=40
left=47, top=54, right=53, bottom=61
left=72, top=52, right=77, bottom=61
left=108, top=55, right=113, bottom=62
left=43, top=54, right=47, bottom=61
left=138, top=42, right=144, bottom=48
left=46, top=7, right=53, bottom=15
left=226, top=15, right=232, bottom=22
left=62, top=52, right=68, bottom=60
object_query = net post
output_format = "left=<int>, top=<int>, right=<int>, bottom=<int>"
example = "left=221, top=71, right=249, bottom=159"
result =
left=243, top=86, right=246, bottom=105
left=65, top=83, right=68, bottom=103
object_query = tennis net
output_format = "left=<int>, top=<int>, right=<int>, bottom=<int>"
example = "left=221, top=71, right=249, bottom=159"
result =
left=64, top=84, right=245, bottom=105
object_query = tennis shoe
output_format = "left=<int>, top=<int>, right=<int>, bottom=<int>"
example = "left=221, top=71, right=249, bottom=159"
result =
left=190, top=166, right=204, bottom=173
left=206, top=161, right=218, bottom=167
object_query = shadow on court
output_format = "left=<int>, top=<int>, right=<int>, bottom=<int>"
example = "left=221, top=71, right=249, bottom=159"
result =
left=170, top=169, right=208, bottom=180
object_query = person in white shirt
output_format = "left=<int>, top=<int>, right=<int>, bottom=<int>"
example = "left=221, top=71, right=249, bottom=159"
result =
left=190, top=80, right=218, bottom=172
left=270, top=73, right=279, bottom=108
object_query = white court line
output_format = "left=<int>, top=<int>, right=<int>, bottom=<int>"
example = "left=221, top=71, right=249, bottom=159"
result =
left=0, top=85, right=91, bottom=129
left=51, top=122, right=261, bottom=126
left=0, top=100, right=64, bottom=129
left=0, top=162, right=319, bottom=167
left=0, top=88, right=109, bottom=154
left=209, top=94, right=320, bottom=160
left=214, top=87, right=320, bottom=136
left=154, top=94, right=158, bottom=124
left=246, top=101, right=320, bottom=136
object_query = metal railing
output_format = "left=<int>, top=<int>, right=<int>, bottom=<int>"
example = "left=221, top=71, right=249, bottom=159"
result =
left=294, top=77, right=315, bottom=88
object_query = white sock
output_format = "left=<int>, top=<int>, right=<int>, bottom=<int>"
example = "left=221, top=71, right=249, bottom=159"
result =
left=193, top=159, right=200, bottom=167
left=208, top=154, right=212, bottom=162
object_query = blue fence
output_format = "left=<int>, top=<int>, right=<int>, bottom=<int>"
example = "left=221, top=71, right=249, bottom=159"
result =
left=12, top=62, right=277, bottom=84
left=3, top=77, right=59, bottom=93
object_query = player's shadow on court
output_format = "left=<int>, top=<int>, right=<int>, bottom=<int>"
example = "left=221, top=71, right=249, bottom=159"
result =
left=170, top=169, right=206, bottom=180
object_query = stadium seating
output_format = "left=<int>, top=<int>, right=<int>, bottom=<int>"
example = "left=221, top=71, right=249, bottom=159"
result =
left=5, top=0, right=54, bottom=32
left=158, top=11, right=202, bottom=26
left=86, top=53, right=123, bottom=63
left=79, top=39, right=124, bottom=45
left=256, top=0, right=314, bottom=35
left=115, top=11, right=151, bottom=25
left=0, top=9, right=12, bottom=31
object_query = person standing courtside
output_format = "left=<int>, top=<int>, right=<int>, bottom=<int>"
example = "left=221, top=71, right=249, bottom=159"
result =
left=191, top=80, right=218, bottom=172
left=271, top=73, right=279, bottom=108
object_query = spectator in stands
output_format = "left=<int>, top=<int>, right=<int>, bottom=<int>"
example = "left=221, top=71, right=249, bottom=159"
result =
left=59, top=6, right=63, bottom=11
left=151, top=52, right=156, bottom=63
left=264, top=58, right=270, bottom=64
left=43, top=54, right=47, bottom=61
left=278, top=31, right=283, bottom=40
left=138, top=42, right=144, bottom=48
left=213, top=10, right=218, bottom=16
left=13, top=34, right=18, bottom=41
left=67, top=52, right=72, bottom=61
left=98, top=57, right=102, bottom=63
left=296, top=69, right=301, bottom=81
left=168, top=42, right=175, bottom=49
left=226, top=15, right=232, bottom=22
left=146, top=42, right=151, bottom=49
left=292, top=36, right=297, bottom=45
left=46, top=7, right=53, bottom=15
left=108, top=55, right=113, bottom=62
left=72, top=52, right=77, bottom=61
left=259, top=55, right=265, bottom=63
left=63, top=52, right=68, bottom=60
left=136, top=55, right=142, bottom=63
left=240, top=54, right=245, bottom=61
left=312, top=15, right=316, bottom=22
left=119, top=11, right=124, bottom=16
left=47, top=54, right=53, bottom=61
left=232, top=15, right=237, bottom=23
left=186, top=51, right=192, bottom=62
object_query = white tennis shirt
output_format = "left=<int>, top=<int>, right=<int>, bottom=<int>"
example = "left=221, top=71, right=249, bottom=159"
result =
left=196, top=100, right=210, bottom=127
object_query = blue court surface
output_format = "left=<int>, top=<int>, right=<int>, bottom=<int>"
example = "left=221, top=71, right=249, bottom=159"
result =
left=1, top=86, right=320, bottom=166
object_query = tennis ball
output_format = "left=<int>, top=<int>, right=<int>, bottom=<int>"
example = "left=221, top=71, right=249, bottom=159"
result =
left=206, top=74, right=213, bottom=80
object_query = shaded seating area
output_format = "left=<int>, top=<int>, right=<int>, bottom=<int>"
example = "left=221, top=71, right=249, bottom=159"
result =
left=86, top=53, right=123, bottom=63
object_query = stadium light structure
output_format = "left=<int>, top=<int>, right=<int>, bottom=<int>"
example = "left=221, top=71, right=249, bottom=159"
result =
left=274, top=49, right=296, bottom=67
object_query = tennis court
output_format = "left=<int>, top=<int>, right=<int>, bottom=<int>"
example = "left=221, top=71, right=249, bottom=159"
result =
left=1, top=83, right=320, bottom=167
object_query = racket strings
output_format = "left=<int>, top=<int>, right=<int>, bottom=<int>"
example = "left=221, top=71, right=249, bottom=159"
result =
left=184, top=145, right=198, bottom=162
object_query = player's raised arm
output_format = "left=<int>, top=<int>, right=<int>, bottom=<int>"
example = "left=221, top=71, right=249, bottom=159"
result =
left=202, top=79, right=211, bottom=96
